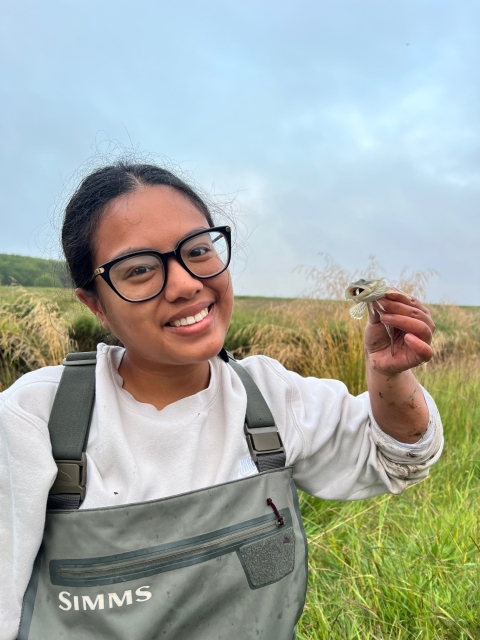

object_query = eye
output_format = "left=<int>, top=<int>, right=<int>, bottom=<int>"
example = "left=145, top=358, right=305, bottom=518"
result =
left=185, top=243, right=214, bottom=261
left=116, top=260, right=160, bottom=281
left=130, top=265, right=152, bottom=277
left=190, top=246, right=209, bottom=257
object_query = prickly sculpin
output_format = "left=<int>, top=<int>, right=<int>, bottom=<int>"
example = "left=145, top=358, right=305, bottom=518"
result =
left=345, top=277, right=411, bottom=355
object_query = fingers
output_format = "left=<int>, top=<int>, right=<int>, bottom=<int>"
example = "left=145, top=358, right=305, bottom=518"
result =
left=373, top=296, right=435, bottom=335
left=384, top=291, right=430, bottom=315
left=404, top=333, right=434, bottom=364
left=378, top=313, right=433, bottom=345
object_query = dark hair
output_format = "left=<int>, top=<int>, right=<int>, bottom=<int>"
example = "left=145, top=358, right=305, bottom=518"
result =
left=61, top=162, right=214, bottom=292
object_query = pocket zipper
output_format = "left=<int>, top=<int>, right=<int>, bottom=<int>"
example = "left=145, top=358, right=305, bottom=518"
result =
left=52, top=510, right=291, bottom=585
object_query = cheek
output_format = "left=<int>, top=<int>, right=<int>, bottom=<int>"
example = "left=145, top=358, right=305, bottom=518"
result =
left=94, top=278, right=117, bottom=310
left=217, top=272, right=234, bottom=311
left=96, top=288, right=146, bottom=331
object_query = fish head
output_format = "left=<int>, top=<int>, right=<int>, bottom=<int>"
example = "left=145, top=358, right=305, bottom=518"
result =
left=345, top=277, right=388, bottom=302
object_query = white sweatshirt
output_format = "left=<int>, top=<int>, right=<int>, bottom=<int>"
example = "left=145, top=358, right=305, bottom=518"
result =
left=0, top=343, right=443, bottom=640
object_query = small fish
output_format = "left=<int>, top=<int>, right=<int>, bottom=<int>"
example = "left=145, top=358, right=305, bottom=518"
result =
left=345, top=277, right=411, bottom=355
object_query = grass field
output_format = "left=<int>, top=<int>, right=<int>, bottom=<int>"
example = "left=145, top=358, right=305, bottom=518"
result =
left=1, top=285, right=479, bottom=638
left=299, top=361, right=479, bottom=639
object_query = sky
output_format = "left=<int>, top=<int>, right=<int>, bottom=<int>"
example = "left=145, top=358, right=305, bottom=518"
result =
left=1, top=0, right=479, bottom=304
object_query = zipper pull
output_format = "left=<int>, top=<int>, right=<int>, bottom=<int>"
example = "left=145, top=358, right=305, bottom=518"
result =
left=267, top=498, right=285, bottom=526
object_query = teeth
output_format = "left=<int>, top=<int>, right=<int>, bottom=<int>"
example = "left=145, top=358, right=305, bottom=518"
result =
left=169, top=307, right=210, bottom=327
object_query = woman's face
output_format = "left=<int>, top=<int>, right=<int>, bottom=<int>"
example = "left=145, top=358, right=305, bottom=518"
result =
left=80, top=185, right=234, bottom=368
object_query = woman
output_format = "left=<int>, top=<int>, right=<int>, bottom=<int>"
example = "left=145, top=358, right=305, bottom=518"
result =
left=0, top=163, right=443, bottom=640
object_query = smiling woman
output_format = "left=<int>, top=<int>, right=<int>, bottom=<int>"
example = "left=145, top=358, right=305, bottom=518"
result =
left=77, top=183, right=234, bottom=405
left=0, top=161, right=443, bottom=640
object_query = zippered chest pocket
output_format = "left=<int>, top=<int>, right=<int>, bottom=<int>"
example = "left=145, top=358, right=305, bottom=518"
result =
left=49, top=509, right=295, bottom=590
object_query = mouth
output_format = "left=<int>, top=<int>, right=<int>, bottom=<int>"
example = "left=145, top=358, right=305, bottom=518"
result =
left=166, top=304, right=212, bottom=327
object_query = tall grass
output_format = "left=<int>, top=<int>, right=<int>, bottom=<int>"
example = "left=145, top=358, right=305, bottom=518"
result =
left=227, top=297, right=480, bottom=393
left=297, top=359, right=480, bottom=639
left=229, top=299, right=367, bottom=395
left=0, top=287, right=73, bottom=390
left=296, top=252, right=438, bottom=302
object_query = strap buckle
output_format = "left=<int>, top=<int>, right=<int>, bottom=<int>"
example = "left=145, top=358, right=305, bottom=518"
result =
left=62, top=358, right=97, bottom=366
left=50, top=452, right=87, bottom=502
left=244, top=424, right=285, bottom=462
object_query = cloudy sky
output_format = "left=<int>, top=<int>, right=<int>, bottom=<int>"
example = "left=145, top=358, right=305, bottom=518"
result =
left=1, top=0, right=479, bottom=303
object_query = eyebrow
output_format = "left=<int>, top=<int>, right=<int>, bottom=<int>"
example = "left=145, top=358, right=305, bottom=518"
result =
left=108, top=227, right=210, bottom=262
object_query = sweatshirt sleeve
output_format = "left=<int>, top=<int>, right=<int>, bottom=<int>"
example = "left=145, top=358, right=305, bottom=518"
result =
left=0, top=369, right=60, bottom=640
left=240, top=355, right=443, bottom=500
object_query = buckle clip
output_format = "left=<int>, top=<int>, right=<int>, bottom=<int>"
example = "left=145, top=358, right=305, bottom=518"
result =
left=50, top=453, right=87, bottom=501
left=244, top=424, right=285, bottom=462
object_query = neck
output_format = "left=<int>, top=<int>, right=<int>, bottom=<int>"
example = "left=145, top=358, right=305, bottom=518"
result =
left=118, top=353, right=211, bottom=411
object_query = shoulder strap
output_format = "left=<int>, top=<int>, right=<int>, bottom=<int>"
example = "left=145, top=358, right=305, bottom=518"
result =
left=223, top=349, right=286, bottom=472
left=47, top=349, right=285, bottom=510
left=47, top=352, right=96, bottom=510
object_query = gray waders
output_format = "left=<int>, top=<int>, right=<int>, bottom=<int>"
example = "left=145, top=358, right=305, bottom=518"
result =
left=18, top=350, right=308, bottom=640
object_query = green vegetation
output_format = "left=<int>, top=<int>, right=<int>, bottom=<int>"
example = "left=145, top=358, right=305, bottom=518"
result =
left=0, top=253, right=69, bottom=287
left=298, top=362, right=479, bottom=639
left=0, top=286, right=479, bottom=638
left=0, top=287, right=72, bottom=388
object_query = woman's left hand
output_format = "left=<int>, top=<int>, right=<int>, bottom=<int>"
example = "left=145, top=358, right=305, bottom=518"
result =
left=364, top=292, right=435, bottom=375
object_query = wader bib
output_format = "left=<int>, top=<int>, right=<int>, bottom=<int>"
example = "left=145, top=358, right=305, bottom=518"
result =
left=18, top=351, right=308, bottom=640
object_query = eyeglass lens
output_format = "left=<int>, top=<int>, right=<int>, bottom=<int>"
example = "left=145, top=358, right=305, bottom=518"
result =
left=109, top=230, right=229, bottom=301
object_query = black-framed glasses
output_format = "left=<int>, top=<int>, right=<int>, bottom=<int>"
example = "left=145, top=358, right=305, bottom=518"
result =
left=88, top=226, right=231, bottom=302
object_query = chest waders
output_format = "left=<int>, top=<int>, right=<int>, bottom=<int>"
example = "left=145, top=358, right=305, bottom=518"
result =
left=18, top=350, right=308, bottom=640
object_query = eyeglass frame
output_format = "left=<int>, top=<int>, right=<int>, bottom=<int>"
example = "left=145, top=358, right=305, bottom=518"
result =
left=86, top=225, right=232, bottom=303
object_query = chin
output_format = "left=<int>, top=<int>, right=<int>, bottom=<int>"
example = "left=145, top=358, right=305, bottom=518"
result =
left=183, top=338, right=225, bottom=364
left=189, top=346, right=223, bottom=364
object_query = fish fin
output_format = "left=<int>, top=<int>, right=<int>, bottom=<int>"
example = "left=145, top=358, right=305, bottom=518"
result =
left=350, top=301, right=367, bottom=320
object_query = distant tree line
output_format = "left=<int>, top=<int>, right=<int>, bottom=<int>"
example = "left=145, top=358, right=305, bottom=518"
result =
left=0, top=254, right=70, bottom=287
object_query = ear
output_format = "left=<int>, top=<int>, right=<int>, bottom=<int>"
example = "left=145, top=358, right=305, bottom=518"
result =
left=75, top=288, right=110, bottom=329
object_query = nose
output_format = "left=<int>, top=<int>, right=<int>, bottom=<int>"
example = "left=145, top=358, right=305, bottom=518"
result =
left=163, top=256, right=203, bottom=302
